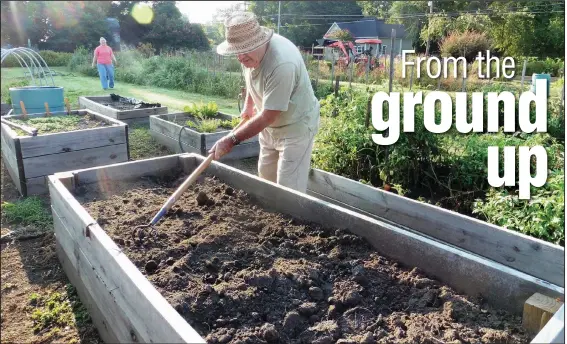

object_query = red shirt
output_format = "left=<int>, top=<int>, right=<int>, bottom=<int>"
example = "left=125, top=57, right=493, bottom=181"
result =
left=94, top=45, right=113, bottom=64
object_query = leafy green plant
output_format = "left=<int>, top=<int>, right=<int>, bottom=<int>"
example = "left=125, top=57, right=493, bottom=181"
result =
left=1, top=197, right=52, bottom=227
left=473, top=170, right=564, bottom=245
left=220, top=116, right=240, bottom=129
left=184, top=101, right=219, bottom=121
left=198, top=119, right=221, bottom=133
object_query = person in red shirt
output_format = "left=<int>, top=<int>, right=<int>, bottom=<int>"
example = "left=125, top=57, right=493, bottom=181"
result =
left=92, top=37, right=117, bottom=90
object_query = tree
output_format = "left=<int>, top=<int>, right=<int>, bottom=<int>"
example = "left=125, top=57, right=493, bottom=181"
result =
left=249, top=1, right=363, bottom=47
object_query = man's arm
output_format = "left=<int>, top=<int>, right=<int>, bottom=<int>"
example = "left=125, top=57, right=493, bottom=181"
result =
left=241, top=90, right=255, bottom=119
left=234, top=108, right=280, bottom=142
left=111, top=50, right=117, bottom=64
left=91, top=51, right=97, bottom=67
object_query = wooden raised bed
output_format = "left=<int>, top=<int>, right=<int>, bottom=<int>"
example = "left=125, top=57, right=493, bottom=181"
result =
left=48, top=154, right=563, bottom=343
left=149, top=112, right=259, bottom=161
left=306, top=169, right=565, bottom=288
left=1, top=109, right=129, bottom=196
left=79, top=95, right=168, bottom=125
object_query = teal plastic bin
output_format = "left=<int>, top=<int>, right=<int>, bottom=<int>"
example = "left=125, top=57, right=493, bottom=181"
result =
left=531, top=73, right=551, bottom=95
left=9, top=86, right=64, bottom=115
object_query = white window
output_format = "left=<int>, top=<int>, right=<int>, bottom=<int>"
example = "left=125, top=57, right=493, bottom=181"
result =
left=356, top=45, right=364, bottom=54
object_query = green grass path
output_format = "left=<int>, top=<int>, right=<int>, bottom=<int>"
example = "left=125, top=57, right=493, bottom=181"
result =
left=1, top=67, right=239, bottom=114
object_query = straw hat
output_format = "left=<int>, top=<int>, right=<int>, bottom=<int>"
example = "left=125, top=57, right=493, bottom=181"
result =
left=217, top=12, right=273, bottom=56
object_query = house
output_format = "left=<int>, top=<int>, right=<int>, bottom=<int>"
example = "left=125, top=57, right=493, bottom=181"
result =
left=322, top=18, right=412, bottom=60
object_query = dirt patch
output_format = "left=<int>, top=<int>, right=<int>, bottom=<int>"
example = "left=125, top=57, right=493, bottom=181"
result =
left=76, top=172, right=529, bottom=344
left=1, top=159, right=102, bottom=344
left=9, top=114, right=111, bottom=136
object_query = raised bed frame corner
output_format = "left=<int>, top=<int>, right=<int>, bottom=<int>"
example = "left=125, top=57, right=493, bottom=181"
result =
left=78, top=95, right=168, bottom=125
left=149, top=112, right=259, bottom=161
left=1, top=109, right=129, bottom=196
left=48, top=154, right=563, bottom=343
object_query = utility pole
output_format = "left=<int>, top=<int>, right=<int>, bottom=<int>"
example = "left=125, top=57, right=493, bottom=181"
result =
left=425, top=1, right=433, bottom=56
left=277, top=1, right=281, bottom=34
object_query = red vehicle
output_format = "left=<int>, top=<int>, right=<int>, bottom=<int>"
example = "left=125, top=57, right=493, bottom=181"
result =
left=316, top=38, right=382, bottom=69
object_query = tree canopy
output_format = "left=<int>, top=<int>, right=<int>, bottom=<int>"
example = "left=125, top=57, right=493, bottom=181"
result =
left=1, top=1, right=209, bottom=52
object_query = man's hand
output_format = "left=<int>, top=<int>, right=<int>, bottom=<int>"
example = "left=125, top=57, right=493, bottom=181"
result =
left=208, top=135, right=235, bottom=160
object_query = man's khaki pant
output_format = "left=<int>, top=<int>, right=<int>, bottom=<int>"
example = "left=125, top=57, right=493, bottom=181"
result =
left=258, top=127, right=316, bottom=193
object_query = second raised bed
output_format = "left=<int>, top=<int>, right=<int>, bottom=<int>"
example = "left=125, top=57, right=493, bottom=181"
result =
left=149, top=112, right=260, bottom=161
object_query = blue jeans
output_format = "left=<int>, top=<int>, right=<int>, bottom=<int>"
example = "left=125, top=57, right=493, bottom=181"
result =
left=97, top=63, right=114, bottom=89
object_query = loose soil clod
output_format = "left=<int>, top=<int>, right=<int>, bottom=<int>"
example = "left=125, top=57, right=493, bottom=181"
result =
left=76, top=174, right=530, bottom=344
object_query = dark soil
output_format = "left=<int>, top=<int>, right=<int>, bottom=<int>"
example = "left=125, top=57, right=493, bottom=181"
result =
left=76, top=173, right=529, bottom=344
left=100, top=96, right=162, bottom=111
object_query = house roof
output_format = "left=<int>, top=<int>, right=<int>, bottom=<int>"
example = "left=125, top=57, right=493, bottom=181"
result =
left=333, top=19, right=407, bottom=39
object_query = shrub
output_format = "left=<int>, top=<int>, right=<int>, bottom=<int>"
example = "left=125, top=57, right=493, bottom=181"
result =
left=1, top=78, right=29, bottom=104
left=1, top=50, right=72, bottom=68
left=473, top=170, right=564, bottom=246
left=184, top=101, right=219, bottom=120
left=440, top=31, right=491, bottom=63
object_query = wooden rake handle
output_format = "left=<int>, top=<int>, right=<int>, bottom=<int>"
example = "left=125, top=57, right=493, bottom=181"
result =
left=148, top=117, right=247, bottom=226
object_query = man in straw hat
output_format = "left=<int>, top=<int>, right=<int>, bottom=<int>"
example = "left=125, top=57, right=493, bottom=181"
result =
left=210, top=12, right=320, bottom=193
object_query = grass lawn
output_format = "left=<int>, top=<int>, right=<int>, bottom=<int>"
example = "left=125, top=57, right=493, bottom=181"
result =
left=1, top=67, right=240, bottom=114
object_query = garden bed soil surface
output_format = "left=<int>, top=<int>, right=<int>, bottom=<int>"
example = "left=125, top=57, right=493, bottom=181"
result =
left=10, top=114, right=111, bottom=136
left=100, top=99, right=162, bottom=111
left=76, top=173, right=530, bottom=344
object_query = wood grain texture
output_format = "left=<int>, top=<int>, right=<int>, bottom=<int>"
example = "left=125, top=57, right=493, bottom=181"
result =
left=19, top=126, right=127, bottom=158
left=523, top=293, right=564, bottom=334
left=1, top=124, right=22, bottom=194
left=48, top=176, right=206, bottom=343
left=23, top=144, right=128, bottom=178
left=79, top=96, right=168, bottom=120
left=150, top=115, right=201, bottom=148
left=306, top=168, right=565, bottom=287
left=70, top=154, right=180, bottom=186
left=149, top=129, right=201, bottom=155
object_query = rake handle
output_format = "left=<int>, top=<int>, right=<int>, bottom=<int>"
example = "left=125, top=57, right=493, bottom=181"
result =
left=149, top=153, right=214, bottom=225
left=149, top=117, right=247, bottom=225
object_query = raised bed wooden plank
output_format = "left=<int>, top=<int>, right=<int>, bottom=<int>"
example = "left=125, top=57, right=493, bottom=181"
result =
left=23, top=144, right=127, bottom=179
left=306, top=168, right=565, bottom=287
left=113, top=107, right=168, bottom=120
left=79, top=96, right=168, bottom=120
left=26, top=176, right=47, bottom=195
left=63, top=154, right=181, bottom=186
left=48, top=176, right=205, bottom=343
left=176, top=155, right=563, bottom=315
left=19, top=126, right=127, bottom=158
left=53, top=210, right=131, bottom=343
left=150, top=115, right=201, bottom=148
left=150, top=129, right=201, bottom=155
left=1, top=125, right=22, bottom=194
left=530, top=304, right=565, bottom=344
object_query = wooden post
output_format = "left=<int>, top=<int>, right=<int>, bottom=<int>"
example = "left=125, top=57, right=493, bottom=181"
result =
left=45, top=102, right=51, bottom=117
left=365, top=98, right=371, bottom=128
left=523, top=293, right=564, bottom=335
left=335, top=76, right=339, bottom=96
left=349, top=62, right=354, bottom=89
left=521, top=58, right=527, bottom=89
left=389, top=29, right=396, bottom=93
left=20, top=101, right=27, bottom=120
left=65, top=98, right=71, bottom=115
left=315, top=60, right=320, bottom=90
left=366, top=54, right=370, bottom=85
left=409, top=63, right=415, bottom=91
left=331, top=54, right=335, bottom=88
left=437, top=59, right=443, bottom=91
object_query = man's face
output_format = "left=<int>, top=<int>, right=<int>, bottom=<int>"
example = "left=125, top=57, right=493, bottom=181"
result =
left=237, top=45, right=265, bottom=68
